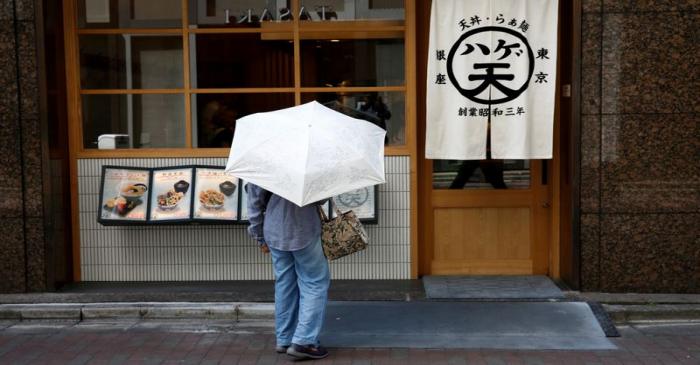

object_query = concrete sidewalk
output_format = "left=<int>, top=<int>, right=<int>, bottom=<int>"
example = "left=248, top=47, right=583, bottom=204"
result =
left=0, top=320, right=698, bottom=364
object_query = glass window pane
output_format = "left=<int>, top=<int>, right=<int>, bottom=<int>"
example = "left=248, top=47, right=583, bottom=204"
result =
left=301, top=38, right=404, bottom=87
left=78, top=0, right=182, bottom=28
left=193, top=93, right=295, bottom=148
left=432, top=160, right=531, bottom=189
left=82, top=94, right=186, bottom=149
left=302, top=92, right=404, bottom=146
left=300, top=0, right=404, bottom=21
left=80, top=35, right=183, bottom=89
left=189, top=0, right=294, bottom=28
left=191, top=33, right=294, bottom=88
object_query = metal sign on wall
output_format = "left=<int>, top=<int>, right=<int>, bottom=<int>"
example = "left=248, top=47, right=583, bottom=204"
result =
left=426, top=0, right=558, bottom=160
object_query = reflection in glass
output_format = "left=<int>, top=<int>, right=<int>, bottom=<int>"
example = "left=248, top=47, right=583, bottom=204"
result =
left=189, top=0, right=294, bottom=27
left=80, top=35, right=183, bottom=89
left=301, top=39, right=404, bottom=87
left=192, top=33, right=294, bottom=88
left=78, top=0, right=181, bottom=28
left=193, top=93, right=294, bottom=148
left=432, top=160, right=530, bottom=189
left=82, top=94, right=185, bottom=149
left=302, top=92, right=404, bottom=145
left=300, top=0, right=404, bottom=21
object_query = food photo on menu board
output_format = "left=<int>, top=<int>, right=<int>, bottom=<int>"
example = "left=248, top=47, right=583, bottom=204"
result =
left=148, top=167, right=194, bottom=222
left=331, top=186, right=378, bottom=223
left=98, top=167, right=151, bottom=224
left=193, top=167, right=239, bottom=221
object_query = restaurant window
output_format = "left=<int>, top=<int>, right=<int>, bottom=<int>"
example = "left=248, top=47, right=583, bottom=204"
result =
left=71, top=0, right=408, bottom=151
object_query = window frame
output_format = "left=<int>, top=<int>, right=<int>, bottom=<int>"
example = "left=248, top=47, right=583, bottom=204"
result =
left=64, top=0, right=415, bottom=157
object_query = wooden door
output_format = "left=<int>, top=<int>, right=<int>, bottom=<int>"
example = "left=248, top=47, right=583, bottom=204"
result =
left=425, top=160, right=552, bottom=275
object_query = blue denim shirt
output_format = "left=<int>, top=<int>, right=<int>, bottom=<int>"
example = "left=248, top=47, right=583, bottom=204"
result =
left=246, top=184, right=325, bottom=251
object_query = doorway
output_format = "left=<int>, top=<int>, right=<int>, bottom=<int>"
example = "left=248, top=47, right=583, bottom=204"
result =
left=416, top=0, right=572, bottom=277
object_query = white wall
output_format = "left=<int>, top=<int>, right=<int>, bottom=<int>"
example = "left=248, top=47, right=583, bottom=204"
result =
left=78, top=156, right=411, bottom=280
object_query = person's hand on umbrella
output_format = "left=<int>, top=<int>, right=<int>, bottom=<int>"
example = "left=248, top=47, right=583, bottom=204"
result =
left=260, top=243, right=270, bottom=254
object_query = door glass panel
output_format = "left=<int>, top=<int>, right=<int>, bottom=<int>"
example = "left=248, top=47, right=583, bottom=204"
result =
left=80, top=35, right=183, bottom=89
left=433, top=159, right=530, bottom=189
left=302, top=92, right=405, bottom=145
left=300, top=0, right=404, bottom=21
left=191, top=33, right=294, bottom=88
left=78, top=0, right=182, bottom=28
left=82, top=94, right=186, bottom=149
left=301, top=38, right=404, bottom=87
left=192, top=93, right=295, bottom=148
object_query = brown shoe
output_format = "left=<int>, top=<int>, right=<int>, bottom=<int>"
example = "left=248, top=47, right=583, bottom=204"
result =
left=286, top=343, right=329, bottom=360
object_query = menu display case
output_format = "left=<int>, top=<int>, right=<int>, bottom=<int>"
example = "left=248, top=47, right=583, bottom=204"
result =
left=97, top=165, right=377, bottom=225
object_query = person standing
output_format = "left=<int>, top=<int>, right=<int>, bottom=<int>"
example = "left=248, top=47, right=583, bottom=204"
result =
left=246, top=183, right=330, bottom=360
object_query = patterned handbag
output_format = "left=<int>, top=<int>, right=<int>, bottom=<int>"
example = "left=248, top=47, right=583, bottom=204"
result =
left=317, top=199, right=369, bottom=260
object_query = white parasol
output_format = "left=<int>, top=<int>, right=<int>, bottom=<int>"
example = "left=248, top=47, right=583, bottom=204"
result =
left=225, top=101, right=386, bottom=206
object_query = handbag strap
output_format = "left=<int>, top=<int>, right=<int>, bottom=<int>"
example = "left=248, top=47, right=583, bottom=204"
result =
left=317, top=204, right=329, bottom=221
left=317, top=198, right=343, bottom=222
left=329, top=198, right=343, bottom=217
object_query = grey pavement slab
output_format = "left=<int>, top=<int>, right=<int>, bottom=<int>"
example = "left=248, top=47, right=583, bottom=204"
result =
left=319, top=301, right=616, bottom=350
left=423, top=275, right=565, bottom=299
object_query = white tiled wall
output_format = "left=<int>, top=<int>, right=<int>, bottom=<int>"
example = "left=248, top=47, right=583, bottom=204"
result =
left=78, top=157, right=411, bottom=280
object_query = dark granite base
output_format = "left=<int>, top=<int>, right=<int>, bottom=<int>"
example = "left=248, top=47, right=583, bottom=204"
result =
left=580, top=214, right=601, bottom=291
left=600, top=114, right=699, bottom=213
left=599, top=214, right=700, bottom=293
left=0, top=218, right=26, bottom=293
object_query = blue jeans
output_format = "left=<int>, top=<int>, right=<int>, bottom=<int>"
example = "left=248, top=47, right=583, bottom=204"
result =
left=269, top=238, right=330, bottom=346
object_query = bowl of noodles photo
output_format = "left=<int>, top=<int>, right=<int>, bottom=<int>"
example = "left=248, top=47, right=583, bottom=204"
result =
left=199, top=189, right=225, bottom=210
left=118, top=183, right=148, bottom=203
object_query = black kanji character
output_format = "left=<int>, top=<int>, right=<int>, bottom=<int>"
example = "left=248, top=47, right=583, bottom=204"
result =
left=470, top=15, right=481, bottom=26
left=536, top=48, right=550, bottom=59
left=505, top=107, right=515, bottom=116
left=459, top=107, right=468, bottom=116
left=436, top=73, right=447, bottom=84
left=436, top=50, right=446, bottom=60
left=516, top=107, right=525, bottom=115
left=458, top=18, right=469, bottom=31
left=534, top=72, right=548, bottom=83
left=469, top=107, right=478, bottom=116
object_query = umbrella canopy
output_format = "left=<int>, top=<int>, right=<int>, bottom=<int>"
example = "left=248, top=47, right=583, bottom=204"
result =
left=225, top=101, right=386, bottom=207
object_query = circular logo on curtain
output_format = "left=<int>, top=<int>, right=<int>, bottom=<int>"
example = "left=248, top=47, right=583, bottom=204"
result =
left=447, top=26, right=535, bottom=105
